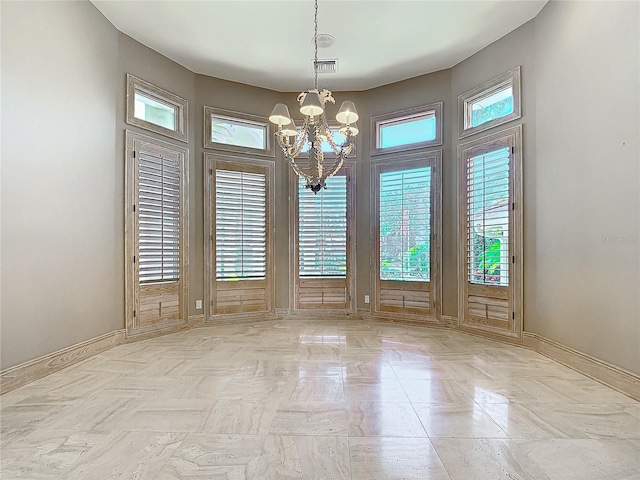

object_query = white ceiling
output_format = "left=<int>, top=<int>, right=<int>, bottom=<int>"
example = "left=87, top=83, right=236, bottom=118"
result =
left=92, top=0, right=547, bottom=92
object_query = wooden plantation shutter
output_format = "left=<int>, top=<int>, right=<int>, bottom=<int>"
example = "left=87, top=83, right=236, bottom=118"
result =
left=138, top=154, right=181, bottom=284
left=293, top=164, right=354, bottom=310
left=207, top=157, right=274, bottom=316
left=458, top=126, right=522, bottom=338
left=125, top=131, right=189, bottom=338
left=216, top=169, right=266, bottom=280
left=372, top=151, right=442, bottom=321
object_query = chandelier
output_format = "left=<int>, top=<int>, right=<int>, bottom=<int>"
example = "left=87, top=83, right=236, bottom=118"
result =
left=269, top=0, right=359, bottom=194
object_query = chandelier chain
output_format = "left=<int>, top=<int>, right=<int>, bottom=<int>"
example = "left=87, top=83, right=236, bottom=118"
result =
left=269, top=0, right=358, bottom=194
left=314, top=0, right=318, bottom=91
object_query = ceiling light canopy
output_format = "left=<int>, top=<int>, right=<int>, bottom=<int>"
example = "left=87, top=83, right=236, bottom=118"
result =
left=270, top=0, right=358, bottom=194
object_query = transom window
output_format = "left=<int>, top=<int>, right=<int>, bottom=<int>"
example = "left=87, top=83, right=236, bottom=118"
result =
left=371, top=102, right=443, bottom=156
left=204, top=107, right=274, bottom=157
left=459, top=66, right=521, bottom=139
left=126, top=74, right=188, bottom=143
left=211, top=115, right=267, bottom=150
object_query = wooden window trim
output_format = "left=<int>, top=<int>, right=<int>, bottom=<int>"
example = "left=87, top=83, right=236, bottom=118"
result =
left=370, top=102, right=443, bottom=156
left=126, top=74, right=189, bottom=143
left=204, top=153, right=276, bottom=320
left=457, top=125, right=523, bottom=338
left=125, top=130, right=189, bottom=338
left=458, top=66, right=521, bottom=139
left=204, top=106, right=275, bottom=158
left=289, top=161, right=356, bottom=312
left=371, top=150, right=442, bottom=322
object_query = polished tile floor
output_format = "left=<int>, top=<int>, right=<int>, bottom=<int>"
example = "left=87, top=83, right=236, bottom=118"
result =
left=1, top=319, right=638, bottom=479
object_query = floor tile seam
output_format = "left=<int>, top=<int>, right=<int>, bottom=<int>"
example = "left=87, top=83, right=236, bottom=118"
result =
left=424, top=435, right=455, bottom=480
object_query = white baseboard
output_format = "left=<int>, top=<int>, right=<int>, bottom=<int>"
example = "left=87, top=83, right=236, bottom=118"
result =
left=522, top=332, right=639, bottom=401
left=1, top=330, right=126, bottom=395
left=188, top=314, right=205, bottom=327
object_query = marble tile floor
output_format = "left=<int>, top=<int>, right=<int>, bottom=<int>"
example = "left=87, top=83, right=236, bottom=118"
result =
left=1, top=318, right=638, bottom=479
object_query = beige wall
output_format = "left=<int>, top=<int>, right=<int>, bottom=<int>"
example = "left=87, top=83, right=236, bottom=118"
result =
left=2, top=1, right=637, bottom=376
left=530, top=0, right=639, bottom=373
left=1, top=1, right=120, bottom=369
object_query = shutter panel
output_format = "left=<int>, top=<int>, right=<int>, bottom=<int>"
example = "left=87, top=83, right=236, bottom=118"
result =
left=136, top=151, right=183, bottom=326
left=466, top=147, right=510, bottom=287
left=459, top=127, right=522, bottom=338
left=215, top=169, right=267, bottom=280
left=138, top=153, right=181, bottom=284
left=213, top=164, right=270, bottom=314
left=464, top=146, right=510, bottom=326
left=295, top=172, right=351, bottom=309
left=375, top=159, right=438, bottom=318
left=298, top=175, right=347, bottom=278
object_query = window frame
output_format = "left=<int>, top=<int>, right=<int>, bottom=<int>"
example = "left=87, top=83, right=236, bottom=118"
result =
left=370, top=102, right=443, bottom=156
left=204, top=106, right=275, bottom=157
left=124, top=130, right=189, bottom=338
left=289, top=160, right=356, bottom=312
left=458, top=125, right=523, bottom=338
left=371, top=150, right=442, bottom=322
left=126, top=74, right=189, bottom=143
left=204, top=153, right=275, bottom=319
left=458, top=66, right=521, bottom=139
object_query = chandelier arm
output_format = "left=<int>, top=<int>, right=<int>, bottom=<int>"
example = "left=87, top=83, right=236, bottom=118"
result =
left=284, top=151, right=311, bottom=182
left=325, top=131, right=344, bottom=156
left=321, top=151, right=347, bottom=183
left=274, top=133, right=310, bottom=182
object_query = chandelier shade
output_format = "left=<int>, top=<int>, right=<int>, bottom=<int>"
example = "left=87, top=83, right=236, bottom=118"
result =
left=299, top=92, right=324, bottom=117
left=269, top=103, right=292, bottom=126
left=269, top=0, right=358, bottom=194
left=336, top=101, right=359, bottom=124
left=281, top=118, right=298, bottom=137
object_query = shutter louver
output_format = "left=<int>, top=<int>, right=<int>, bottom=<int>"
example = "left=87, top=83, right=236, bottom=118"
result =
left=216, top=169, right=267, bottom=280
left=138, top=152, right=181, bottom=284
left=466, top=147, right=510, bottom=286
left=379, top=167, right=431, bottom=282
left=298, top=175, right=347, bottom=278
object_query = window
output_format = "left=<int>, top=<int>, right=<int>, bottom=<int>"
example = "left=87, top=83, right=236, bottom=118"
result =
left=126, top=74, right=188, bottom=143
left=298, top=124, right=356, bottom=158
left=125, top=131, right=189, bottom=338
left=298, top=175, right=347, bottom=277
left=215, top=169, right=267, bottom=280
left=204, top=107, right=274, bottom=157
left=458, top=125, right=522, bottom=338
left=371, top=102, right=443, bottom=156
left=205, top=154, right=275, bottom=316
left=466, top=147, right=510, bottom=287
left=372, top=151, right=442, bottom=320
left=138, top=151, right=181, bottom=284
left=291, top=164, right=354, bottom=310
left=459, top=66, right=521, bottom=139
left=379, top=167, right=431, bottom=282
